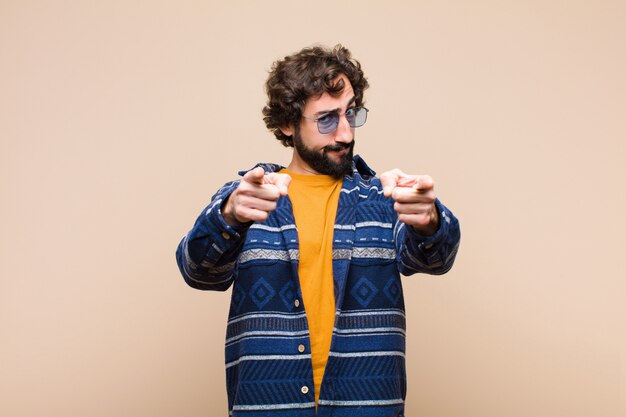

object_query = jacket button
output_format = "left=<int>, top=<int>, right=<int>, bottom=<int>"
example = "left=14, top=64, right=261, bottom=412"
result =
left=301, top=385, right=309, bottom=394
left=298, top=344, right=305, bottom=353
left=294, top=299, right=300, bottom=307
left=221, top=232, right=230, bottom=240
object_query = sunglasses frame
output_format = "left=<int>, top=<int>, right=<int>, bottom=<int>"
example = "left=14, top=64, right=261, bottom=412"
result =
left=301, top=106, right=369, bottom=134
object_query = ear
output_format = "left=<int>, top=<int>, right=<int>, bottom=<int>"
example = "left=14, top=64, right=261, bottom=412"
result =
left=279, top=124, right=294, bottom=137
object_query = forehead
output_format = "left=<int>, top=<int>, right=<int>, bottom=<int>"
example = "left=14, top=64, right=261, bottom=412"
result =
left=303, top=74, right=355, bottom=114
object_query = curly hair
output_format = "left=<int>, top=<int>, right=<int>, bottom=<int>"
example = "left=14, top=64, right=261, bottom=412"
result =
left=262, top=44, right=369, bottom=147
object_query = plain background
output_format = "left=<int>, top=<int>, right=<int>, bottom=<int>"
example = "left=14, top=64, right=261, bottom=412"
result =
left=1, top=1, right=625, bottom=416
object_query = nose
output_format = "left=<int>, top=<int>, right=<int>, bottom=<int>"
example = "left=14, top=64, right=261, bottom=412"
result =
left=333, top=112, right=353, bottom=144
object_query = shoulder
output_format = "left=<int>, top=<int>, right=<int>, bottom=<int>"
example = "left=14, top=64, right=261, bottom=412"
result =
left=237, top=162, right=285, bottom=176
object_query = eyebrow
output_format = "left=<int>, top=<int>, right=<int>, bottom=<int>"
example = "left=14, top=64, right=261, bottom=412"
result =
left=313, top=95, right=357, bottom=117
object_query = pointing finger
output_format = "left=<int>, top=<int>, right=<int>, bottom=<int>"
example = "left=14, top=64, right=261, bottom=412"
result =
left=242, top=166, right=266, bottom=184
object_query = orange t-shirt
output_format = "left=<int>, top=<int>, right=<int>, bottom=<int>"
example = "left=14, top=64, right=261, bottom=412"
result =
left=283, top=170, right=341, bottom=405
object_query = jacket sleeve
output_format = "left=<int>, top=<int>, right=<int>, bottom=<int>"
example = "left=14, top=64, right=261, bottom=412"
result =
left=394, top=198, right=461, bottom=276
left=175, top=180, right=250, bottom=291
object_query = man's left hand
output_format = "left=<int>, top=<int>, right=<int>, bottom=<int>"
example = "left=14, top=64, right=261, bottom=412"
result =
left=380, top=168, right=440, bottom=236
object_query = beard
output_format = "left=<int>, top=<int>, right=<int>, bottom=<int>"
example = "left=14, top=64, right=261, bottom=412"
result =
left=292, top=129, right=354, bottom=178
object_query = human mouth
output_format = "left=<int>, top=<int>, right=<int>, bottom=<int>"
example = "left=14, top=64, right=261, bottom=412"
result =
left=325, top=144, right=350, bottom=153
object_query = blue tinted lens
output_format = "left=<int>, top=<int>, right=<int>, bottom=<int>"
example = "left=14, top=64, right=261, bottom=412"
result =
left=317, top=112, right=338, bottom=134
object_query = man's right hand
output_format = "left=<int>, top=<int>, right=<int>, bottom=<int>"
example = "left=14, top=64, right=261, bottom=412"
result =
left=222, top=167, right=291, bottom=225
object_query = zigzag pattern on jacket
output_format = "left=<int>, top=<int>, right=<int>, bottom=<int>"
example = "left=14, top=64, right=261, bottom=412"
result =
left=176, top=156, right=461, bottom=417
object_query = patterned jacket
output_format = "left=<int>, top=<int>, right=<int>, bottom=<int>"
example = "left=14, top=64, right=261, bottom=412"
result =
left=176, top=156, right=461, bottom=417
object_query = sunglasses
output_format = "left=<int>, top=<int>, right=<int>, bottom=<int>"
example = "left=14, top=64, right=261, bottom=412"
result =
left=301, top=106, right=369, bottom=134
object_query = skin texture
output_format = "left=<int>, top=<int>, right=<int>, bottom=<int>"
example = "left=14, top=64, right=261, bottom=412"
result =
left=223, top=74, right=440, bottom=236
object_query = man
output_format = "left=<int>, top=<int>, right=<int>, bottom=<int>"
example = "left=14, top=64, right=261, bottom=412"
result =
left=176, top=44, right=460, bottom=417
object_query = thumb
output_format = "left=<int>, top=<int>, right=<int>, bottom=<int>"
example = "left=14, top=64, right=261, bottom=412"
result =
left=267, top=173, right=292, bottom=196
left=243, top=166, right=266, bottom=184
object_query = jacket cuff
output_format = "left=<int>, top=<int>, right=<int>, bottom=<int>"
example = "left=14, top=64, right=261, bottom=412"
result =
left=404, top=199, right=452, bottom=266
left=199, top=194, right=251, bottom=265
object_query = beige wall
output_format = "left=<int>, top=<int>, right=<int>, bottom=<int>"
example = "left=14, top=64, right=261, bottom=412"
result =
left=1, top=1, right=625, bottom=416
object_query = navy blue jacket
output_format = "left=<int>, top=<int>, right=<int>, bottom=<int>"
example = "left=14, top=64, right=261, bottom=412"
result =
left=176, top=156, right=460, bottom=417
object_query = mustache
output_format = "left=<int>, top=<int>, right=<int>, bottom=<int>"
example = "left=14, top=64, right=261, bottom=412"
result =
left=323, top=142, right=353, bottom=153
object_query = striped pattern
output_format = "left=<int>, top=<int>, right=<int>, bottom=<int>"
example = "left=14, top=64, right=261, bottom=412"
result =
left=175, top=155, right=461, bottom=417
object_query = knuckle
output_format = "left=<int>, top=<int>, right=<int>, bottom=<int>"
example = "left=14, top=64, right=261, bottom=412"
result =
left=236, top=194, right=249, bottom=206
left=238, top=183, right=252, bottom=194
left=269, top=187, right=281, bottom=200
left=234, top=206, right=246, bottom=218
left=422, top=195, right=435, bottom=204
left=261, top=184, right=280, bottom=200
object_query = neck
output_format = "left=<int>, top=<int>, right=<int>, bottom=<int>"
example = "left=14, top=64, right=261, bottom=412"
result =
left=287, top=152, right=321, bottom=175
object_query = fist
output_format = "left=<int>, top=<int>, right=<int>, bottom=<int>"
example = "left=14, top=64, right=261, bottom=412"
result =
left=380, top=168, right=439, bottom=236
left=223, top=167, right=291, bottom=225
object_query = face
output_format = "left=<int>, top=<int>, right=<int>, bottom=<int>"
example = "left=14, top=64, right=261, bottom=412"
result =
left=283, top=74, right=356, bottom=178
